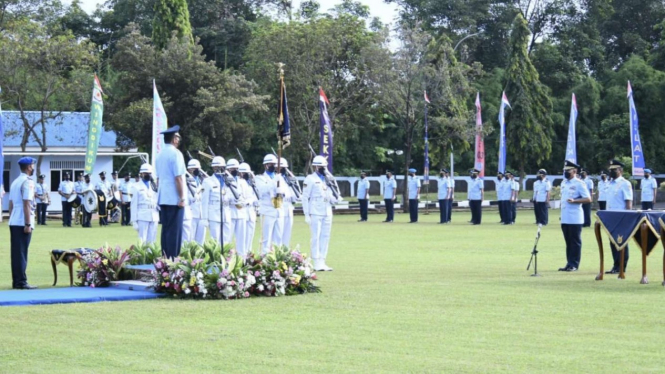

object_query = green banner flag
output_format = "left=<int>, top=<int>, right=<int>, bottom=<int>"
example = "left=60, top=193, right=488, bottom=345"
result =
left=84, top=75, right=104, bottom=174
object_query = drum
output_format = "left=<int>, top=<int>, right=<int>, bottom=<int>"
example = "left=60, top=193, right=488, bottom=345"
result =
left=83, top=190, right=98, bottom=213
left=107, top=195, right=119, bottom=210
left=96, top=190, right=107, bottom=217
left=70, top=195, right=82, bottom=209
left=67, top=193, right=78, bottom=204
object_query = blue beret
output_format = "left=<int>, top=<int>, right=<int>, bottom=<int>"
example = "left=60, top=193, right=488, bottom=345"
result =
left=161, top=125, right=180, bottom=135
left=644, top=168, right=652, bottom=174
left=17, top=157, right=37, bottom=165
left=408, top=168, right=417, bottom=173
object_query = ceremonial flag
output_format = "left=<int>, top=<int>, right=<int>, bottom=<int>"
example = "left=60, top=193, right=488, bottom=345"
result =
left=565, top=93, right=578, bottom=163
left=498, top=91, right=510, bottom=173
left=152, top=80, right=168, bottom=166
left=0, top=87, right=4, bottom=190
left=278, top=75, right=291, bottom=148
left=319, top=87, right=333, bottom=172
left=628, top=81, right=645, bottom=177
left=84, top=75, right=103, bottom=174
left=474, top=92, right=485, bottom=177
left=423, top=91, right=430, bottom=184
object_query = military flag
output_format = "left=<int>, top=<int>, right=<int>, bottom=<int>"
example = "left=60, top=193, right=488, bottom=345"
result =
left=84, top=75, right=104, bottom=174
left=423, top=91, right=430, bottom=184
left=278, top=73, right=291, bottom=149
left=319, top=87, right=333, bottom=172
left=628, top=81, right=645, bottom=177
left=474, top=93, right=485, bottom=177
left=152, top=80, right=168, bottom=166
left=565, top=93, right=578, bottom=163
left=498, top=91, right=510, bottom=174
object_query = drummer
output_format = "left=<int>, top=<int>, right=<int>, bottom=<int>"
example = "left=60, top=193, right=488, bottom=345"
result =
left=96, top=171, right=112, bottom=226
left=74, top=173, right=85, bottom=225
left=81, top=173, right=93, bottom=228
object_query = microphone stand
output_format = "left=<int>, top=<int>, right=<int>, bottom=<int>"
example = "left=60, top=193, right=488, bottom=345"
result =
left=526, top=224, right=542, bottom=277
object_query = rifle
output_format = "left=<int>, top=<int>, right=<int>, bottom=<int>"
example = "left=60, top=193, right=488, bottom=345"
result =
left=308, top=144, right=340, bottom=200
left=271, top=147, right=301, bottom=198
left=236, top=148, right=245, bottom=163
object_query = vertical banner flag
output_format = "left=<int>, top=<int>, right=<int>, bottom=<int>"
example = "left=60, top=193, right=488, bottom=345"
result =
left=498, top=91, right=510, bottom=173
left=152, top=80, right=168, bottom=166
left=628, top=81, right=645, bottom=177
left=278, top=74, right=291, bottom=148
left=319, top=87, right=333, bottom=172
left=84, top=75, right=104, bottom=174
left=474, top=92, right=485, bottom=177
left=423, top=91, right=430, bottom=184
left=565, top=93, right=578, bottom=163
left=0, top=87, right=4, bottom=190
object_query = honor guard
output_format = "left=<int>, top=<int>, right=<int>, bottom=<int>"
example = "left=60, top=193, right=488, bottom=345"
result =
left=467, top=169, right=483, bottom=225
left=183, top=159, right=206, bottom=245
left=155, top=125, right=187, bottom=258
left=436, top=169, right=452, bottom=224
left=605, top=160, right=633, bottom=274
left=80, top=174, right=93, bottom=228
left=240, top=162, right=260, bottom=253
left=382, top=171, right=397, bottom=222
left=302, top=156, right=338, bottom=271
left=8, top=157, right=37, bottom=289
left=357, top=171, right=370, bottom=222
left=533, top=169, right=551, bottom=225
left=597, top=171, right=609, bottom=210
left=96, top=171, right=112, bottom=226
left=559, top=160, right=591, bottom=272
left=256, top=154, right=287, bottom=253
left=226, top=158, right=250, bottom=257
left=58, top=172, right=74, bottom=227
left=35, top=174, right=48, bottom=225
left=641, top=168, right=657, bottom=210
left=131, top=164, right=159, bottom=244
left=201, top=156, right=232, bottom=246
left=279, top=158, right=298, bottom=247
left=580, top=169, right=593, bottom=227
left=119, top=173, right=132, bottom=225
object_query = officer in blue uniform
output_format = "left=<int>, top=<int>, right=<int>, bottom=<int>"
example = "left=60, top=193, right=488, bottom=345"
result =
left=407, top=168, right=421, bottom=223
left=496, top=171, right=508, bottom=224
left=155, top=125, right=187, bottom=258
left=641, top=168, right=657, bottom=210
left=8, top=157, right=38, bottom=289
left=467, top=169, right=483, bottom=225
left=436, top=169, right=451, bottom=224
left=605, top=159, right=633, bottom=274
left=357, top=171, right=370, bottom=222
left=581, top=169, right=594, bottom=227
left=533, top=169, right=551, bottom=225
left=597, top=171, right=609, bottom=211
left=383, top=171, right=397, bottom=223
left=35, top=174, right=48, bottom=225
left=559, top=160, right=591, bottom=272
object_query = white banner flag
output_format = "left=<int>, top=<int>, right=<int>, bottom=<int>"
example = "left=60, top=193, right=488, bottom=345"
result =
left=152, top=80, right=168, bottom=166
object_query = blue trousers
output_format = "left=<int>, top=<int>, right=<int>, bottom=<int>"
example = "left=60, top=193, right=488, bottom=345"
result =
left=469, top=200, right=482, bottom=224
left=582, top=203, right=591, bottom=227
left=409, top=199, right=418, bottom=222
left=358, top=199, right=368, bottom=221
left=10, top=226, right=32, bottom=288
left=384, top=199, right=394, bottom=221
left=535, top=202, right=548, bottom=225
left=561, top=224, right=582, bottom=268
left=159, top=205, right=184, bottom=258
left=642, top=201, right=654, bottom=210
left=499, top=201, right=512, bottom=223
left=511, top=201, right=517, bottom=223
left=447, top=199, right=453, bottom=222
left=37, top=203, right=47, bottom=224
left=62, top=201, right=72, bottom=226
left=439, top=199, right=449, bottom=223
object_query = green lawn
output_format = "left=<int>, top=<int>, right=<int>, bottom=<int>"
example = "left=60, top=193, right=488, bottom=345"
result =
left=2, top=209, right=665, bottom=372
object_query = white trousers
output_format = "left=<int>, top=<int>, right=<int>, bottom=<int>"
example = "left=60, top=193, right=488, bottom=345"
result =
left=282, top=208, right=294, bottom=248
left=229, top=218, right=248, bottom=257
left=138, top=220, right=157, bottom=244
left=245, top=219, right=256, bottom=255
left=309, top=215, right=332, bottom=261
left=182, top=218, right=192, bottom=243
left=261, top=215, right=284, bottom=254
left=189, top=218, right=207, bottom=245
left=209, top=221, right=231, bottom=245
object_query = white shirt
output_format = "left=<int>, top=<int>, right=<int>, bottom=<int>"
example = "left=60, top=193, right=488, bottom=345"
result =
left=597, top=179, right=610, bottom=202
left=119, top=180, right=132, bottom=203
left=467, top=178, right=483, bottom=200
left=383, top=177, right=397, bottom=199
left=607, top=176, right=633, bottom=211
left=407, top=175, right=421, bottom=200
left=130, top=180, right=159, bottom=223
left=35, top=182, right=47, bottom=204
left=155, top=143, right=186, bottom=205
left=201, top=174, right=233, bottom=223
left=9, top=173, right=35, bottom=227
left=302, top=172, right=338, bottom=217
left=357, top=178, right=370, bottom=199
left=256, top=171, right=288, bottom=218
left=560, top=177, right=590, bottom=224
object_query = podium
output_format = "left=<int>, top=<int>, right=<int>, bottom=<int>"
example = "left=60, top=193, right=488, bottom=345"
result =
left=594, top=210, right=665, bottom=284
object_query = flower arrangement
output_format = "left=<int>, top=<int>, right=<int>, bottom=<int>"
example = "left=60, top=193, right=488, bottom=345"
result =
left=77, top=244, right=130, bottom=287
left=245, top=245, right=320, bottom=296
left=126, top=241, right=162, bottom=265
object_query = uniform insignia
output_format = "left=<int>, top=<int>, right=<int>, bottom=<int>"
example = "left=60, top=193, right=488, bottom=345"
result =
left=617, top=235, right=623, bottom=244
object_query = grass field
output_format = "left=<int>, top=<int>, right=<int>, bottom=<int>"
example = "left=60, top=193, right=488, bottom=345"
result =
left=2, top=208, right=665, bottom=373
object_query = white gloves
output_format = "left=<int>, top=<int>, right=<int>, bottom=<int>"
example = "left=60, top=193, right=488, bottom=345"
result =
left=200, top=219, right=209, bottom=228
left=305, top=215, right=311, bottom=225
left=132, top=222, right=139, bottom=231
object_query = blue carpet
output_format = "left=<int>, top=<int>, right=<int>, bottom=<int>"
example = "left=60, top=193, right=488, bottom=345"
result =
left=125, top=264, right=156, bottom=271
left=0, top=287, right=164, bottom=307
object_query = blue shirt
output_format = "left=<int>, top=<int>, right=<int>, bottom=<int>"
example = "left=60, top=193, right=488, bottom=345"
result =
left=437, top=177, right=450, bottom=200
left=607, top=177, right=633, bottom=211
left=533, top=179, right=551, bottom=202
left=641, top=176, right=657, bottom=202
left=357, top=178, right=370, bottom=199
left=497, top=179, right=511, bottom=201
left=155, top=143, right=186, bottom=205
left=58, top=180, right=74, bottom=201
left=35, top=182, right=46, bottom=204
left=383, top=177, right=397, bottom=199
left=560, top=177, right=590, bottom=224
left=9, top=173, right=35, bottom=227
left=467, top=178, right=483, bottom=200
left=407, top=175, right=421, bottom=200
left=597, top=179, right=610, bottom=201
left=583, top=177, right=594, bottom=194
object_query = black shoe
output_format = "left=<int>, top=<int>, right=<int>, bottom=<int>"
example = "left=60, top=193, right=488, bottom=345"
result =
left=558, top=265, right=570, bottom=271
left=605, top=268, right=619, bottom=274
left=13, top=284, right=38, bottom=290
left=565, top=267, right=578, bottom=272
left=409, top=221, right=417, bottom=223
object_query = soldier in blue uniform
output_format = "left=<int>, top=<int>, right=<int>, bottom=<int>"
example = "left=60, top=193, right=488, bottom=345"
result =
left=357, top=172, right=370, bottom=222
left=558, top=160, right=591, bottom=272
left=532, top=169, right=551, bottom=225
left=155, top=125, right=187, bottom=258
left=580, top=169, right=594, bottom=227
left=8, top=157, right=38, bottom=289
left=605, top=160, right=633, bottom=274
left=383, top=171, right=397, bottom=223
left=597, top=171, right=609, bottom=211
left=35, top=174, right=48, bottom=225
left=436, top=169, right=451, bottom=224
left=407, top=168, right=421, bottom=223
left=467, top=169, right=483, bottom=225
left=640, top=168, right=657, bottom=210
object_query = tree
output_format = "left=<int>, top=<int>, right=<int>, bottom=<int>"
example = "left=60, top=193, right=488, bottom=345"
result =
left=152, top=0, right=193, bottom=49
left=504, top=13, right=554, bottom=177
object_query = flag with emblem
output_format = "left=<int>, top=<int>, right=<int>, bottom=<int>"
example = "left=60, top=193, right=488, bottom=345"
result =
left=423, top=91, right=430, bottom=184
left=84, top=75, right=104, bottom=173
left=278, top=75, right=291, bottom=148
left=628, top=81, right=645, bottom=177
left=474, top=92, right=485, bottom=177
left=498, top=91, right=510, bottom=174
left=152, top=80, right=168, bottom=166
left=565, top=93, right=578, bottom=163
left=319, top=87, right=333, bottom=172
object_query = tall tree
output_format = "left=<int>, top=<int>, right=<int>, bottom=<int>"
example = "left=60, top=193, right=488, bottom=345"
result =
left=504, top=13, right=554, bottom=177
left=152, top=0, right=194, bottom=49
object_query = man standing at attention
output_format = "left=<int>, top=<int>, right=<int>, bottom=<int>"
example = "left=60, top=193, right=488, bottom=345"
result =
left=407, top=168, right=421, bottom=223
left=605, top=160, right=633, bottom=275
left=357, top=171, right=370, bottom=222
left=9, top=157, right=38, bottom=289
left=436, top=169, right=451, bottom=224
left=58, top=172, right=74, bottom=227
left=155, top=125, right=187, bottom=258
left=581, top=169, right=594, bottom=227
left=597, top=171, right=609, bottom=211
left=641, top=168, right=657, bottom=210
left=558, top=160, right=591, bottom=272
left=383, top=171, right=397, bottom=223
left=467, top=169, right=484, bottom=225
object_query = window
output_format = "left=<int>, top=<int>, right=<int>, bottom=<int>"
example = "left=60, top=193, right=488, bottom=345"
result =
left=3, top=161, right=9, bottom=192
left=50, top=169, right=84, bottom=191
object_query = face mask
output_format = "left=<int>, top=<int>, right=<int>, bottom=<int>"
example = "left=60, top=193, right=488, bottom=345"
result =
left=193, top=169, right=200, bottom=177
left=471, top=175, right=477, bottom=179
left=361, top=175, right=366, bottom=179
left=410, top=173, right=415, bottom=177
left=317, top=167, right=326, bottom=174
left=85, top=179, right=90, bottom=183
left=125, top=178, right=129, bottom=182
left=231, top=170, right=238, bottom=177
left=243, top=174, right=249, bottom=180
left=267, top=165, right=276, bottom=173
left=386, top=174, right=390, bottom=178
left=101, top=177, right=106, bottom=181
left=142, top=175, right=151, bottom=182
left=564, top=171, right=572, bottom=179
left=280, top=169, right=286, bottom=175
left=601, top=176, right=606, bottom=181
left=609, top=170, right=618, bottom=179
left=645, top=174, right=650, bottom=179
left=440, top=173, right=445, bottom=177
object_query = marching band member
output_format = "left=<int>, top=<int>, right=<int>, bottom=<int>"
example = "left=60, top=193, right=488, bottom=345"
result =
left=279, top=157, right=297, bottom=248
left=226, top=158, right=250, bottom=257
left=80, top=174, right=93, bottom=228
left=240, top=162, right=260, bottom=254
left=96, top=171, right=112, bottom=226
left=119, top=173, right=132, bottom=226
left=256, top=154, right=287, bottom=254
left=201, top=156, right=232, bottom=245
left=302, top=156, right=338, bottom=271
left=35, top=174, right=48, bottom=225
left=58, top=172, right=74, bottom=227
left=131, top=163, right=159, bottom=244
left=184, top=159, right=206, bottom=245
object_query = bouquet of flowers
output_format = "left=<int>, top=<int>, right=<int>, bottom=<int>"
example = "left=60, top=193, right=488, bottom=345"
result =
left=77, top=244, right=130, bottom=287
left=246, top=245, right=320, bottom=296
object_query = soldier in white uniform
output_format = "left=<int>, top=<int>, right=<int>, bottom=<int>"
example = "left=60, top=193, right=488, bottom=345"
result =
left=184, top=159, right=206, bottom=245
left=226, top=159, right=251, bottom=257
left=240, top=162, right=260, bottom=254
left=96, top=171, right=112, bottom=226
left=279, top=157, right=299, bottom=248
left=201, top=156, right=233, bottom=245
left=58, top=172, right=74, bottom=227
left=256, top=154, right=288, bottom=253
left=80, top=174, right=93, bottom=228
left=302, top=155, right=339, bottom=271
left=119, top=173, right=132, bottom=226
left=131, top=163, right=159, bottom=244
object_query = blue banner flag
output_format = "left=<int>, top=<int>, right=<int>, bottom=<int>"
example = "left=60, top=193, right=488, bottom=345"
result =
left=278, top=74, right=291, bottom=148
left=498, top=92, right=510, bottom=173
left=319, top=87, right=333, bottom=172
left=565, top=93, right=578, bottom=163
left=424, top=91, right=430, bottom=184
left=0, top=87, right=3, bottom=190
left=628, top=81, right=645, bottom=177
